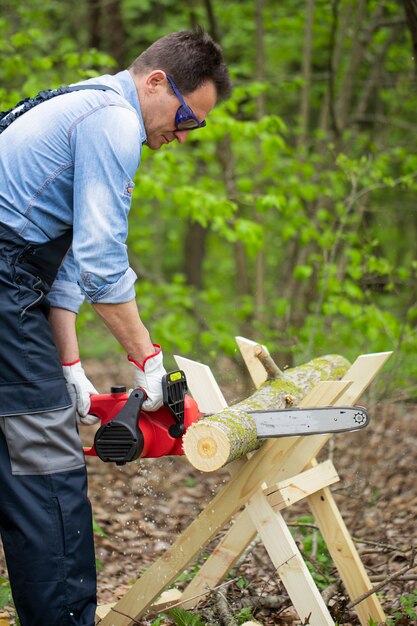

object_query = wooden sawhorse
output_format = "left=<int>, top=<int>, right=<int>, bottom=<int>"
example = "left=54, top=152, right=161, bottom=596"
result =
left=96, top=339, right=391, bottom=626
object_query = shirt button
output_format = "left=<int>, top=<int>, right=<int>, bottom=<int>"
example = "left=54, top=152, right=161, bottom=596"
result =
left=18, top=254, right=25, bottom=263
left=15, top=275, right=23, bottom=284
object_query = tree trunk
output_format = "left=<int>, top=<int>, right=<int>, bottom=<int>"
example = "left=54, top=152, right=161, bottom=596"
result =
left=254, top=0, right=266, bottom=322
left=298, top=0, right=315, bottom=147
left=182, top=354, right=350, bottom=471
left=88, top=0, right=102, bottom=50
left=184, top=222, right=208, bottom=288
left=404, top=0, right=417, bottom=74
left=104, top=0, right=125, bottom=68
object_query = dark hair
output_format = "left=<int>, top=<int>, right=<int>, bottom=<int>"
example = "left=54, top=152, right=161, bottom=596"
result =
left=129, top=28, right=232, bottom=101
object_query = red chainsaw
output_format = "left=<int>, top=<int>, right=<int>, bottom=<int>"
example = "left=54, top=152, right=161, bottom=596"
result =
left=84, top=370, right=370, bottom=466
left=84, top=371, right=200, bottom=465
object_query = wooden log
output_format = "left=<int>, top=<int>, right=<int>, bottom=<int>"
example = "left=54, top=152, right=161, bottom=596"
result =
left=182, top=354, right=350, bottom=471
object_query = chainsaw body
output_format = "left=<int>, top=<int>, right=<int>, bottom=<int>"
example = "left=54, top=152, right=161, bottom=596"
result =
left=83, top=372, right=200, bottom=465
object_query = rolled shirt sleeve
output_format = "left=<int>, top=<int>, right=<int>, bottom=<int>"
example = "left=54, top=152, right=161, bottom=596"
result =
left=48, top=248, right=85, bottom=313
left=62, top=103, right=142, bottom=306
left=49, top=247, right=139, bottom=313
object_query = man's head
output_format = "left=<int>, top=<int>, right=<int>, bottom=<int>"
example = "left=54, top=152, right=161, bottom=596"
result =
left=129, top=28, right=231, bottom=150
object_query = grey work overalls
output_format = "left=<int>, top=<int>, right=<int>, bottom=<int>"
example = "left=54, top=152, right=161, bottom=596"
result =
left=0, top=84, right=114, bottom=626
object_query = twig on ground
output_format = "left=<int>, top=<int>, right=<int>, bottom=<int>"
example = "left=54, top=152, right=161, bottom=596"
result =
left=347, top=550, right=416, bottom=609
left=238, top=594, right=291, bottom=610
left=215, top=588, right=236, bottom=626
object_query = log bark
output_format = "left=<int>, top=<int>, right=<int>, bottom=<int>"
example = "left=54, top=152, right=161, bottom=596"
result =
left=182, top=354, right=350, bottom=471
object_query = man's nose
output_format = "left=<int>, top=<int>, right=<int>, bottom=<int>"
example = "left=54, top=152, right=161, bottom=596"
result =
left=174, top=130, right=191, bottom=144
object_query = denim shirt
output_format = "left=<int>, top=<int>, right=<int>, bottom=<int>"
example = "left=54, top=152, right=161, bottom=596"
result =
left=0, top=70, right=147, bottom=312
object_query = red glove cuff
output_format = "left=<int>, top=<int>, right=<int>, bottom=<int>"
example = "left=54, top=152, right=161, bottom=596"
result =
left=128, top=344, right=161, bottom=371
left=62, top=358, right=81, bottom=367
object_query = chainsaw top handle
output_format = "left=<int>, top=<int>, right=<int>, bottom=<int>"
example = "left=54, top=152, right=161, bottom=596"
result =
left=162, top=370, right=188, bottom=438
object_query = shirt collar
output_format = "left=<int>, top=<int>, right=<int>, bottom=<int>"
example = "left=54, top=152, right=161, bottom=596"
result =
left=74, top=70, right=147, bottom=145
left=108, top=70, right=147, bottom=145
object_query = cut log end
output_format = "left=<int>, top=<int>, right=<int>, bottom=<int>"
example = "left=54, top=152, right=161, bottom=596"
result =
left=197, top=437, right=218, bottom=458
left=182, top=423, right=231, bottom=472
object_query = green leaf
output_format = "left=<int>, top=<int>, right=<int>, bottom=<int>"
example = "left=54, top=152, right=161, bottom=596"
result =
left=11, top=32, right=32, bottom=47
left=168, top=607, right=205, bottom=626
left=293, top=265, right=313, bottom=281
left=0, top=582, right=11, bottom=609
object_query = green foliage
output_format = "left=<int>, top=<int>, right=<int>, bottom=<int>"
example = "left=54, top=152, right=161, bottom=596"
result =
left=174, top=563, right=202, bottom=586
left=0, top=578, right=20, bottom=625
left=92, top=517, right=108, bottom=571
left=291, top=516, right=335, bottom=590
left=386, top=589, right=417, bottom=625
left=0, top=0, right=115, bottom=110
left=2, top=0, right=417, bottom=397
left=92, top=516, right=108, bottom=538
left=236, top=606, right=256, bottom=624
left=0, top=577, right=12, bottom=610
left=167, top=607, right=206, bottom=626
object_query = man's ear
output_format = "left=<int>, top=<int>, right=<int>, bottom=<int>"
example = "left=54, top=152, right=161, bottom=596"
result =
left=144, top=69, right=167, bottom=94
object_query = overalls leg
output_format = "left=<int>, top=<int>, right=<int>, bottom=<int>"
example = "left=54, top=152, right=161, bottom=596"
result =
left=0, top=416, right=97, bottom=626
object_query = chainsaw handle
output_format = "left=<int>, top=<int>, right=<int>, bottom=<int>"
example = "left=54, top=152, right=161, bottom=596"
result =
left=131, top=387, right=148, bottom=402
left=89, top=387, right=147, bottom=425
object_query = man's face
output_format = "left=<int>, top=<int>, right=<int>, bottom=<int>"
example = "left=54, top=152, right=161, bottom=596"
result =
left=139, top=72, right=217, bottom=150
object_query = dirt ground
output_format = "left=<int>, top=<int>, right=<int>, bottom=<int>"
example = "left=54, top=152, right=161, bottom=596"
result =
left=1, top=356, right=416, bottom=625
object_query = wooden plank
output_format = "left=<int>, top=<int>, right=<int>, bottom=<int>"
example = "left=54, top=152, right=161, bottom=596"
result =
left=174, top=355, right=228, bottom=413
left=247, top=491, right=334, bottom=625
left=308, top=481, right=385, bottom=625
left=235, top=336, right=269, bottom=387
left=179, top=460, right=339, bottom=610
left=299, top=352, right=392, bottom=626
left=266, top=459, right=339, bottom=509
left=179, top=509, right=257, bottom=610
left=338, top=351, right=392, bottom=405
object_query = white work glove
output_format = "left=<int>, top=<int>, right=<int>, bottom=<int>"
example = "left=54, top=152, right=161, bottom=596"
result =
left=62, top=359, right=100, bottom=425
left=128, top=344, right=166, bottom=411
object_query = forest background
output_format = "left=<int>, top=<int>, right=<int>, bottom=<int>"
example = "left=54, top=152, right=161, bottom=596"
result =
left=2, top=1, right=417, bottom=624
left=1, top=0, right=417, bottom=393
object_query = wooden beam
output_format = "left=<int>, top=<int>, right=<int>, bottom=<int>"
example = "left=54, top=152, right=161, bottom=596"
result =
left=174, top=355, right=228, bottom=413
left=265, top=459, right=340, bottom=509
left=308, top=479, right=386, bottom=625
left=174, top=460, right=339, bottom=611
left=247, top=491, right=334, bottom=625
left=235, top=336, right=269, bottom=387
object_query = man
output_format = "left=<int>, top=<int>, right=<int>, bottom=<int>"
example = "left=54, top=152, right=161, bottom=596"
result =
left=0, top=28, right=231, bottom=626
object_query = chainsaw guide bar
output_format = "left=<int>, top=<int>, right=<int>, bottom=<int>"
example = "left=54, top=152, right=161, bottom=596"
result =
left=249, top=406, right=369, bottom=438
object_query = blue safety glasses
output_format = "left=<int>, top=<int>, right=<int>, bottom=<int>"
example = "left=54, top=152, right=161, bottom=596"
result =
left=166, top=75, right=207, bottom=131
